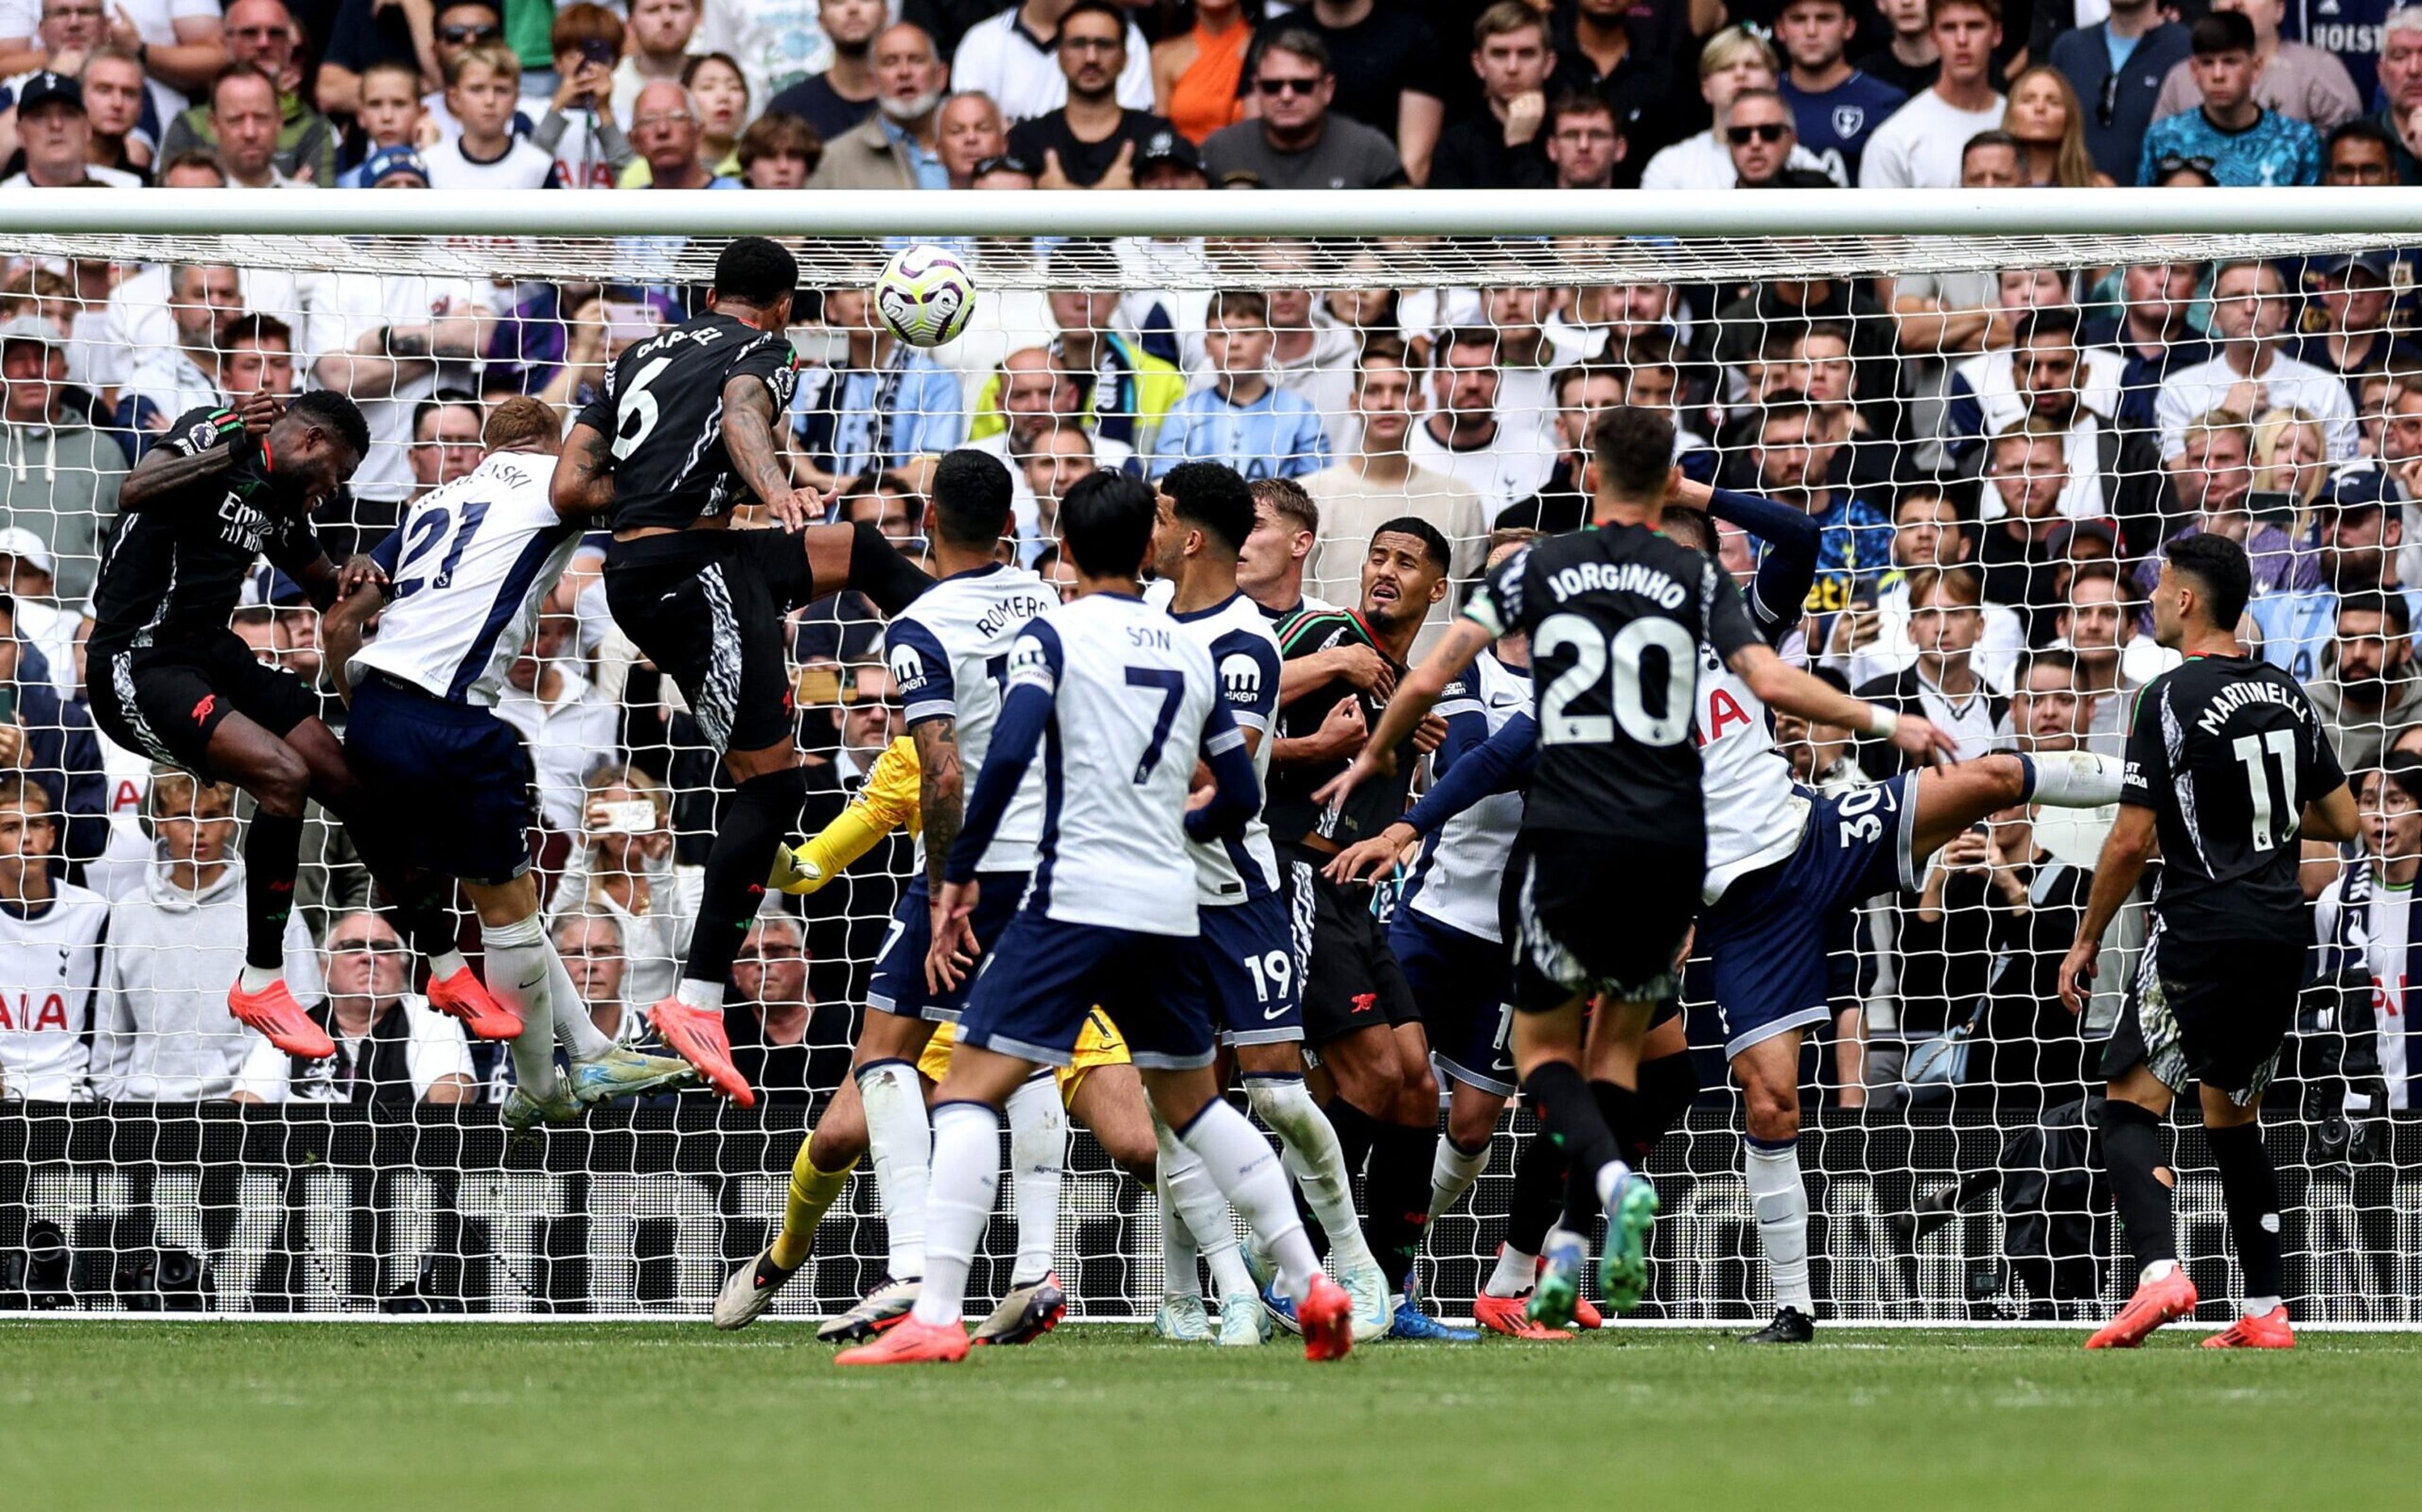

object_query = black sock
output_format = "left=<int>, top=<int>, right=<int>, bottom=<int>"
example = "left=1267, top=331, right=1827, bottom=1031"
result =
left=1506, top=1127, right=1567, bottom=1257
left=686, top=766, right=808, bottom=994
left=1323, top=1095, right=1384, bottom=1187
left=2099, top=1099, right=2178, bottom=1272
left=1524, top=1060, right=1622, bottom=1228
left=2206, top=1122, right=2284, bottom=1303
left=1591, top=1079, right=1646, bottom=1163
left=1634, top=1050, right=1700, bottom=1163
left=1364, top=1122, right=1438, bottom=1290
left=848, top=520, right=934, bottom=615
left=243, top=810, right=305, bottom=970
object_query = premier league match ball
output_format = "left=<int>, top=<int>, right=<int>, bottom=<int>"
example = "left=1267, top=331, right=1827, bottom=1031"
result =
left=874, top=243, right=976, bottom=347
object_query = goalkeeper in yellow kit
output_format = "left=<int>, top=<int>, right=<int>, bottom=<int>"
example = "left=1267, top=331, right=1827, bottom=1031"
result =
left=713, top=735, right=1159, bottom=1342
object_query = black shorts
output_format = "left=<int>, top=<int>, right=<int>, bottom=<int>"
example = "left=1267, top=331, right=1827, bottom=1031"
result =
left=1280, top=844, right=1419, bottom=1045
left=343, top=673, right=537, bottom=885
left=90, top=633, right=322, bottom=781
left=2103, top=924, right=2303, bottom=1106
left=1512, top=831, right=1700, bottom=1013
left=603, top=529, right=816, bottom=756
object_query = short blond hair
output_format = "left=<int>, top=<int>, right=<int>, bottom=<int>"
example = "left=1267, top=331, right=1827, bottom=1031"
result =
left=447, top=40, right=521, bottom=88
left=1699, top=24, right=1779, bottom=79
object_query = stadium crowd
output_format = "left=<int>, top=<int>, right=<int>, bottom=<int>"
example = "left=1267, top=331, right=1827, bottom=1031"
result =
left=0, top=0, right=2412, bottom=1174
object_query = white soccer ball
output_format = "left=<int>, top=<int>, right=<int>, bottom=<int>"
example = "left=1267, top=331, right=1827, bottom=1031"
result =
left=874, top=243, right=976, bottom=348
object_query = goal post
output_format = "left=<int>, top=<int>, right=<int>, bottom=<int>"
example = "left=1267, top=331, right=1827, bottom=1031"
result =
left=2, top=189, right=2419, bottom=1325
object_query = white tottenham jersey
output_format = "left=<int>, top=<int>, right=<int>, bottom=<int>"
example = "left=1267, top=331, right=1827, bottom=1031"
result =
left=1012, top=591, right=1226, bottom=936
left=349, top=450, right=585, bottom=706
left=0, top=884, right=109, bottom=1100
left=1169, top=591, right=1284, bottom=906
left=886, top=562, right=1059, bottom=875
left=1695, top=641, right=1810, bottom=904
left=1412, top=650, right=1531, bottom=942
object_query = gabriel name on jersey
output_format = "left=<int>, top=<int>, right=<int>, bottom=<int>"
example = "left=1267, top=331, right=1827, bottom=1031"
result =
left=574, top=313, right=800, bottom=532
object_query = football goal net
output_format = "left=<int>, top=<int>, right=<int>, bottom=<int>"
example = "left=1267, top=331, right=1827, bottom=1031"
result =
left=2, top=188, right=2417, bottom=1325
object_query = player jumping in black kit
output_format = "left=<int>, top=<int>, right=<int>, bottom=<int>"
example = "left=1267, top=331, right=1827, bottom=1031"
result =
left=2061, top=533, right=2358, bottom=1350
left=553, top=236, right=932, bottom=1106
left=1321, top=408, right=1953, bottom=1322
left=87, top=390, right=520, bottom=1059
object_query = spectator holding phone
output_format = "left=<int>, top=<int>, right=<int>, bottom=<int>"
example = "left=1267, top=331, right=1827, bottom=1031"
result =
left=534, top=3, right=632, bottom=190
left=549, top=761, right=691, bottom=1011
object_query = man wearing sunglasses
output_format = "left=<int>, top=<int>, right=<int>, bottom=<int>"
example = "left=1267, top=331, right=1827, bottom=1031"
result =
left=2049, top=0, right=2191, bottom=185
left=1725, top=88, right=1837, bottom=189
left=1200, top=28, right=1405, bottom=191
left=233, top=911, right=478, bottom=1107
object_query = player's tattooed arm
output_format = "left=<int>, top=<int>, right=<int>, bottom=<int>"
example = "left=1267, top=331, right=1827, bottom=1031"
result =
left=722, top=376, right=817, bottom=529
left=119, top=436, right=242, bottom=511
left=914, top=715, right=965, bottom=891
left=551, top=421, right=620, bottom=520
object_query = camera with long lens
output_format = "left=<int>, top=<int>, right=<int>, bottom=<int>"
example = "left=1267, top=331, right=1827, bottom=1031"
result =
left=1, top=1219, right=73, bottom=1310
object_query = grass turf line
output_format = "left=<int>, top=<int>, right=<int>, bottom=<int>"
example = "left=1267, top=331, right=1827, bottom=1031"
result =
left=3, top=1323, right=2412, bottom=1511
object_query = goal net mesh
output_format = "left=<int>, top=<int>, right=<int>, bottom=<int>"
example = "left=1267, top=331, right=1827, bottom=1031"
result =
left=3, top=224, right=2418, bottom=1326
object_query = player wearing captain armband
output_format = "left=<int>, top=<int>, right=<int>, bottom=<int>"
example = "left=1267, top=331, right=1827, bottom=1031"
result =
left=320, top=397, right=696, bottom=1132
left=717, top=730, right=1173, bottom=1347
left=834, top=470, right=1353, bottom=1366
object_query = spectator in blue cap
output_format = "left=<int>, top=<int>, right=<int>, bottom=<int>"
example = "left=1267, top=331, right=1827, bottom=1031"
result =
left=358, top=144, right=430, bottom=188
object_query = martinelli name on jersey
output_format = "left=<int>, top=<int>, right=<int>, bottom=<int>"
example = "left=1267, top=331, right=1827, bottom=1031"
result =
left=2191, top=675, right=2309, bottom=738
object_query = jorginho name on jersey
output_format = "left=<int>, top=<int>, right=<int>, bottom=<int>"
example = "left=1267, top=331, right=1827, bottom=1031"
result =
left=997, top=593, right=1225, bottom=937
left=574, top=313, right=799, bottom=532
left=1408, top=649, right=1530, bottom=943
left=1169, top=591, right=1284, bottom=904
left=884, top=562, right=1058, bottom=875
left=1465, top=524, right=1760, bottom=847
left=2122, top=653, right=2348, bottom=945
left=349, top=450, right=583, bottom=706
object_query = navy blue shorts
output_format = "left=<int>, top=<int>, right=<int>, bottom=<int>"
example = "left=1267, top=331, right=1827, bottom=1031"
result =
left=342, top=673, right=535, bottom=885
left=1391, top=906, right=1516, bottom=1097
left=959, top=913, right=1217, bottom=1071
left=1200, top=891, right=1303, bottom=1047
left=867, top=869, right=1027, bottom=1023
left=1697, top=773, right=1920, bottom=1059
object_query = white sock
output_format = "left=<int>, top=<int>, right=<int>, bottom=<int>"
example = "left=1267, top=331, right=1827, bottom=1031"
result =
left=1178, top=1100, right=1320, bottom=1303
left=1428, top=1135, right=1490, bottom=1223
left=430, top=948, right=470, bottom=982
left=2021, top=752, right=2125, bottom=807
left=542, top=944, right=617, bottom=1061
left=909, top=1101, right=999, bottom=1327
left=1244, top=1075, right=1377, bottom=1273
left=1155, top=1112, right=1222, bottom=1296
left=1005, top=1073, right=1063, bottom=1286
left=2141, top=1258, right=2179, bottom=1285
left=237, top=963, right=280, bottom=994
left=1485, top=1245, right=1538, bottom=1299
left=858, top=1060, right=932, bottom=1279
left=1593, top=1156, right=1634, bottom=1213
left=2243, top=1294, right=2282, bottom=1318
left=674, top=978, right=724, bottom=1013
left=1745, top=1137, right=1815, bottom=1316
left=479, top=916, right=557, bottom=1096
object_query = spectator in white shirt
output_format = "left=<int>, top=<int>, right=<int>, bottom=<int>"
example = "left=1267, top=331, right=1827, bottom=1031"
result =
left=1302, top=337, right=1487, bottom=653
left=553, top=909, right=641, bottom=1046
left=233, top=910, right=477, bottom=1105
left=424, top=42, right=559, bottom=189
left=1, top=0, right=227, bottom=122
left=1640, top=26, right=1833, bottom=190
left=1013, top=421, right=1097, bottom=565
left=494, top=613, right=617, bottom=834
left=120, top=261, right=239, bottom=441
left=1860, top=0, right=2008, bottom=187
left=2156, top=258, right=2360, bottom=462
left=549, top=761, right=693, bottom=1010
left=1403, top=326, right=1555, bottom=518
left=612, top=0, right=703, bottom=125
left=950, top=0, right=1154, bottom=125
left=88, top=771, right=262, bottom=1101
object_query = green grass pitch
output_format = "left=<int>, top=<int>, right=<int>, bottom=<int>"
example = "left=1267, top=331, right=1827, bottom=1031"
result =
left=4, top=1322, right=2414, bottom=1510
